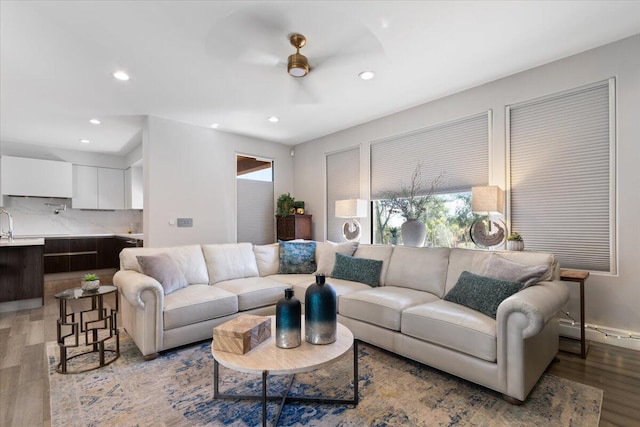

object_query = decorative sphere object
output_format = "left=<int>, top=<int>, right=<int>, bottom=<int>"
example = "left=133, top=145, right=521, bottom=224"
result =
left=276, top=288, right=301, bottom=349
left=81, top=279, right=100, bottom=291
left=305, top=275, right=337, bottom=345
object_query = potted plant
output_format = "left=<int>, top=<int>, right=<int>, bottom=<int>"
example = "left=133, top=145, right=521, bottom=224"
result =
left=276, top=193, right=295, bottom=217
left=81, top=273, right=100, bottom=291
left=382, top=164, right=445, bottom=247
left=388, top=227, right=399, bottom=245
left=506, top=232, right=525, bottom=251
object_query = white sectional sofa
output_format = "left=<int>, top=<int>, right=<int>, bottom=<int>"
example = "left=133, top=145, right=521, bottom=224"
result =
left=113, top=241, right=569, bottom=403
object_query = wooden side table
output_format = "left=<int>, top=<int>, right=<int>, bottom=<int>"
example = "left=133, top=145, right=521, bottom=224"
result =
left=560, top=269, right=590, bottom=358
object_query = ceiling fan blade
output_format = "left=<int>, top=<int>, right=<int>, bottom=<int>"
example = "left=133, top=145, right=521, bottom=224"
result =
left=289, top=78, right=320, bottom=105
left=310, top=26, right=384, bottom=71
left=205, top=4, right=291, bottom=63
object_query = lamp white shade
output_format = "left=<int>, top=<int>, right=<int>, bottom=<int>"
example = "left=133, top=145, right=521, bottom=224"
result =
left=471, top=186, right=504, bottom=214
left=335, top=199, right=367, bottom=218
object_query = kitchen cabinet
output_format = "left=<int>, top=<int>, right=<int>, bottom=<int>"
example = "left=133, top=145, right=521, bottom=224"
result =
left=0, top=244, right=44, bottom=304
left=277, top=215, right=312, bottom=241
left=124, top=166, right=143, bottom=209
left=1, top=156, right=72, bottom=198
left=44, top=236, right=143, bottom=273
left=72, top=166, right=125, bottom=210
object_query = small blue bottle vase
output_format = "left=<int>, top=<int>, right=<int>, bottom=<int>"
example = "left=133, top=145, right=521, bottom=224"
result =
left=305, top=274, right=337, bottom=345
left=276, top=288, right=301, bottom=349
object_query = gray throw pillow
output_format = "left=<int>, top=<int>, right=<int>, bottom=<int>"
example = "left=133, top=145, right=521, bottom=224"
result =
left=331, top=253, right=383, bottom=287
left=137, top=254, right=188, bottom=295
left=484, top=254, right=549, bottom=288
left=444, top=271, right=522, bottom=319
left=277, top=241, right=317, bottom=274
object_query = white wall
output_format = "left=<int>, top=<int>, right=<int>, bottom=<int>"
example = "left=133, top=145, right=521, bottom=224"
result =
left=293, top=34, right=640, bottom=349
left=143, top=116, right=294, bottom=247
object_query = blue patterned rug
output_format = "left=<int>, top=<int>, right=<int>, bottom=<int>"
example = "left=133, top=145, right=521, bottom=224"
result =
left=47, top=331, right=602, bottom=426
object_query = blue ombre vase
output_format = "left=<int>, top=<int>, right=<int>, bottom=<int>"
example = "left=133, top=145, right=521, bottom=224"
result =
left=305, top=275, right=337, bottom=345
left=276, top=288, right=301, bottom=348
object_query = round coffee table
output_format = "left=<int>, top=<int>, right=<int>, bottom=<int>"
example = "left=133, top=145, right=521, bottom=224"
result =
left=211, top=316, right=358, bottom=427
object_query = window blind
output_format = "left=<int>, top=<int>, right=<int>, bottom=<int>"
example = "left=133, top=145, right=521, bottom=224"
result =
left=370, top=112, right=489, bottom=198
left=237, top=178, right=274, bottom=245
left=326, top=147, right=360, bottom=242
left=508, top=81, right=614, bottom=272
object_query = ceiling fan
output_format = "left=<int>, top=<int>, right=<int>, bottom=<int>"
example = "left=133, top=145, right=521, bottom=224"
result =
left=287, top=33, right=309, bottom=77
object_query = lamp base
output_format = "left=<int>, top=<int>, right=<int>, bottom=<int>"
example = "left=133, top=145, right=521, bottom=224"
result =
left=470, top=217, right=506, bottom=248
left=342, top=219, right=361, bottom=241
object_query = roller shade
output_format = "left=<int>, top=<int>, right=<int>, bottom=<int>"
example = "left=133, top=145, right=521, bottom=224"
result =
left=237, top=179, right=274, bottom=245
left=508, top=80, right=614, bottom=272
left=326, top=147, right=360, bottom=242
left=371, top=112, right=489, bottom=198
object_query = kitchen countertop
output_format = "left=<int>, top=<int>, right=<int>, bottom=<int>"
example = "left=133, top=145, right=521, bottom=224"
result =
left=0, top=238, right=45, bottom=247
left=13, top=233, right=144, bottom=240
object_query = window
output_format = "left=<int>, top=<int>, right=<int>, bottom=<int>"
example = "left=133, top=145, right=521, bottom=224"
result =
left=370, top=112, right=490, bottom=247
left=508, top=79, right=615, bottom=273
left=326, top=147, right=360, bottom=242
left=236, top=155, right=274, bottom=245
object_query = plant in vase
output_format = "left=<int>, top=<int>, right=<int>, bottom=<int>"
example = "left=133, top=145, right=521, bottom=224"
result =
left=382, top=164, right=445, bottom=247
left=81, top=273, right=100, bottom=291
left=506, top=232, right=525, bottom=251
left=388, top=227, right=399, bottom=245
left=276, top=193, right=295, bottom=217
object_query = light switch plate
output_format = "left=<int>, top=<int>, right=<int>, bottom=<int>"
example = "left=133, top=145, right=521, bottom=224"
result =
left=177, top=218, right=193, bottom=227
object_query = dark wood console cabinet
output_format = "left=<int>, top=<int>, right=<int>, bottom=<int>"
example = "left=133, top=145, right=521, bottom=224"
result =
left=0, top=244, right=44, bottom=304
left=44, top=236, right=143, bottom=273
left=277, top=214, right=312, bottom=241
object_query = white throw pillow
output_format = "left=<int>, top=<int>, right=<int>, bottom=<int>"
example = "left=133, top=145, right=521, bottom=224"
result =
left=314, top=240, right=359, bottom=276
left=253, top=243, right=280, bottom=277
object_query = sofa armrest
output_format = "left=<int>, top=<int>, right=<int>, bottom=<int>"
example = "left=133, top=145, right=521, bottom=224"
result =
left=113, top=269, right=164, bottom=309
left=497, top=280, right=569, bottom=339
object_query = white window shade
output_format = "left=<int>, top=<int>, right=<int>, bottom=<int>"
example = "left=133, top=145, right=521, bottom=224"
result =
left=370, top=112, right=489, bottom=198
left=237, top=179, right=274, bottom=245
left=327, top=147, right=360, bottom=242
left=508, top=80, right=614, bottom=273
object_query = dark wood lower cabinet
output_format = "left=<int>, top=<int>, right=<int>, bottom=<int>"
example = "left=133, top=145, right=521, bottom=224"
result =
left=0, top=245, right=44, bottom=303
left=44, top=236, right=143, bottom=273
left=277, top=215, right=312, bottom=241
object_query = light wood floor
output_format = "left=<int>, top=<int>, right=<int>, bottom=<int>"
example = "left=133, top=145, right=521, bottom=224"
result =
left=1, top=278, right=639, bottom=427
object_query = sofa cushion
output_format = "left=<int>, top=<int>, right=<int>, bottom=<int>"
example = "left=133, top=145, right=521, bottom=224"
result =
left=352, top=245, right=394, bottom=286
left=163, top=284, right=238, bottom=330
left=484, top=254, right=549, bottom=288
left=331, top=253, right=383, bottom=287
left=444, top=271, right=522, bottom=319
left=253, top=243, right=280, bottom=277
left=202, top=243, right=259, bottom=284
left=292, top=277, right=371, bottom=311
left=267, top=273, right=316, bottom=288
left=136, top=254, right=188, bottom=295
left=339, top=286, right=439, bottom=331
left=278, top=241, right=317, bottom=274
left=120, top=245, right=209, bottom=285
left=444, top=248, right=493, bottom=295
left=315, top=240, right=359, bottom=276
left=385, top=246, right=451, bottom=297
left=214, top=277, right=290, bottom=311
left=402, top=300, right=497, bottom=362
left=493, top=251, right=558, bottom=281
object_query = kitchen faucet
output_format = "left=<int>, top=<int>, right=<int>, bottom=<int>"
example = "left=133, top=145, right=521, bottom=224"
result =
left=0, top=209, right=14, bottom=242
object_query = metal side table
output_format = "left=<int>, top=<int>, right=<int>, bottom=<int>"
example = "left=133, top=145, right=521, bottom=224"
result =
left=54, top=285, right=120, bottom=373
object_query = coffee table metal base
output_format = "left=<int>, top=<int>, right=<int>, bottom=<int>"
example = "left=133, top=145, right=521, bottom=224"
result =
left=213, top=339, right=359, bottom=427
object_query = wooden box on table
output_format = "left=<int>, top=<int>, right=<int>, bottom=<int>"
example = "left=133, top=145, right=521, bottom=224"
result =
left=213, top=315, right=271, bottom=355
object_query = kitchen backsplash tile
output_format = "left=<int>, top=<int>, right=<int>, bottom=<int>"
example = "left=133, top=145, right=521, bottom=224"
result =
left=1, top=197, right=142, bottom=236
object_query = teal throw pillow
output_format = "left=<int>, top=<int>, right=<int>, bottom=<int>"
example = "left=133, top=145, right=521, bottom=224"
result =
left=331, top=253, right=383, bottom=287
left=444, top=271, right=523, bottom=319
left=278, top=241, right=317, bottom=274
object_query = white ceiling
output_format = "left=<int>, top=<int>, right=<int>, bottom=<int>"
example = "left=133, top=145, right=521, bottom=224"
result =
left=2, top=1, right=640, bottom=155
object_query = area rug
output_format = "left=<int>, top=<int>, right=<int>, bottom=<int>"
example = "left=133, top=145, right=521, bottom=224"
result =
left=47, top=332, right=602, bottom=426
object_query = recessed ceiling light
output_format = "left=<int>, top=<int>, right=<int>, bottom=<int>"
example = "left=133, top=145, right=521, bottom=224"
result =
left=358, top=71, right=375, bottom=80
left=80, top=139, right=90, bottom=144
left=210, top=123, right=220, bottom=129
left=267, top=116, right=279, bottom=123
left=113, top=70, right=130, bottom=81
left=89, top=119, right=101, bottom=125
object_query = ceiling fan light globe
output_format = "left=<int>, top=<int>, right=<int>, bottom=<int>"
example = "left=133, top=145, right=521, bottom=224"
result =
left=288, top=53, right=309, bottom=77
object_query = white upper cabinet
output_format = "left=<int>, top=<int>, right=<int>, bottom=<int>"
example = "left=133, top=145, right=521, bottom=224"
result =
left=72, top=165, right=98, bottom=209
left=1, top=156, right=73, bottom=198
left=124, top=166, right=143, bottom=210
left=72, top=165, right=124, bottom=210
left=98, top=167, right=125, bottom=210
